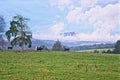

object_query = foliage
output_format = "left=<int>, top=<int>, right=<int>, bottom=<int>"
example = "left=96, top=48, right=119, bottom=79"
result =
left=106, top=49, right=112, bottom=53
left=52, top=40, right=63, bottom=51
left=71, top=43, right=115, bottom=51
left=0, top=35, right=5, bottom=48
left=114, top=40, right=120, bottom=54
left=94, top=50, right=99, bottom=53
left=0, top=51, right=119, bottom=80
left=0, top=16, right=6, bottom=48
left=5, top=15, right=32, bottom=50
left=0, top=16, right=6, bottom=33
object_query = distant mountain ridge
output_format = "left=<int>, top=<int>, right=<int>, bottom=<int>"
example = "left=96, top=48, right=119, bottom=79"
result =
left=1, top=39, right=115, bottom=50
left=32, top=39, right=115, bottom=48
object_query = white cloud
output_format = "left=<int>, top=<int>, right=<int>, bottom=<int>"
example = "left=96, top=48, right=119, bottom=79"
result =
left=87, top=4, right=120, bottom=35
left=32, top=22, right=65, bottom=40
left=33, top=33, right=58, bottom=40
left=49, top=0, right=119, bottom=13
left=33, top=32, right=120, bottom=41
left=50, top=0, right=72, bottom=10
left=80, top=0, right=97, bottom=8
left=87, top=4, right=119, bottom=25
left=75, top=32, right=120, bottom=41
left=49, top=0, right=98, bottom=11
left=50, top=22, right=65, bottom=35
left=65, top=3, right=120, bottom=41
left=66, top=7, right=85, bottom=24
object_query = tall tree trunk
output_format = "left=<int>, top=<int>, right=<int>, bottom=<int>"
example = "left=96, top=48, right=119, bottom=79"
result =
left=21, top=45, right=24, bottom=51
left=21, top=27, right=24, bottom=51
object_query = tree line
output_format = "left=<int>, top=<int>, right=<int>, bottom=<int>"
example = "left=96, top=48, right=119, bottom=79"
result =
left=52, top=40, right=120, bottom=53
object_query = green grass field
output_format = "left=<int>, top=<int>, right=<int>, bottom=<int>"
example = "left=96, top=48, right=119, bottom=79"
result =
left=77, top=48, right=114, bottom=52
left=0, top=51, right=119, bottom=80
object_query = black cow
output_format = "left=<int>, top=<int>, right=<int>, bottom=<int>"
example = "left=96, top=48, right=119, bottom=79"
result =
left=64, top=47, right=70, bottom=51
left=36, top=46, right=43, bottom=51
left=8, top=46, right=13, bottom=50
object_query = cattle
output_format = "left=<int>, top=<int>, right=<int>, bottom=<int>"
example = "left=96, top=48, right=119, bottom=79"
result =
left=36, top=46, right=43, bottom=51
left=64, top=47, right=70, bottom=51
left=8, top=46, right=13, bottom=50
left=35, top=46, right=49, bottom=52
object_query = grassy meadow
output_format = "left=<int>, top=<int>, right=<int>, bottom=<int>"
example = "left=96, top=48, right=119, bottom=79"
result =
left=0, top=51, right=119, bottom=80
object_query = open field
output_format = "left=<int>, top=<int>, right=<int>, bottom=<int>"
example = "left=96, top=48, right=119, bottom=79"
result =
left=76, top=48, right=114, bottom=52
left=0, top=51, right=119, bottom=80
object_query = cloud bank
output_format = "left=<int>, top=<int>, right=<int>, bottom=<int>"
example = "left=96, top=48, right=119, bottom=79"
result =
left=47, top=0, right=120, bottom=41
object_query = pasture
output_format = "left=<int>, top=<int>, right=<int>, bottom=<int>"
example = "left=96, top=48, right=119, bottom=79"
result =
left=76, top=48, right=113, bottom=52
left=0, top=51, right=119, bottom=80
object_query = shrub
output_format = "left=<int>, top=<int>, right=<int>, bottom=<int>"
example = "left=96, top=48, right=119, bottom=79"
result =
left=114, top=40, right=120, bottom=54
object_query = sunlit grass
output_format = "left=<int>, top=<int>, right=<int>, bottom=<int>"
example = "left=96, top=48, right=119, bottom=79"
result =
left=0, top=51, right=119, bottom=80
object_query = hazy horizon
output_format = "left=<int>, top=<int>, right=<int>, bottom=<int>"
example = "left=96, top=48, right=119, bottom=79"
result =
left=0, top=0, right=120, bottom=42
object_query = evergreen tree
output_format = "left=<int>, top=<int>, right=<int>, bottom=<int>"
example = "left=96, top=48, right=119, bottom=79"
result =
left=114, top=40, right=120, bottom=54
left=52, top=40, right=63, bottom=51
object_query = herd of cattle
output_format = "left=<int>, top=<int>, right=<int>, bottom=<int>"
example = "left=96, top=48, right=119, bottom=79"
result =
left=7, top=46, right=70, bottom=51
left=36, top=46, right=70, bottom=51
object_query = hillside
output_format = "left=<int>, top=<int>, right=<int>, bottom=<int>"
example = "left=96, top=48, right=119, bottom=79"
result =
left=1, top=39, right=115, bottom=51
left=32, top=39, right=114, bottom=47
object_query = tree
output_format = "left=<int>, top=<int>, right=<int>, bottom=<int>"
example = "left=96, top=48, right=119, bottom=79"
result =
left=5, top=15, right=32, bottom=50
left=106, top=49, right=112, bottom=53
left=0, top=16, right=6, bottom=48
left=0, top=35, right=5, bottom=48
left=114, top=40, right=120, bottom=54
left=94, top=50, right=99, bottom=53
left=0, top=16, right=6, bottom=33
left=52, top=40, right=63, bottom=51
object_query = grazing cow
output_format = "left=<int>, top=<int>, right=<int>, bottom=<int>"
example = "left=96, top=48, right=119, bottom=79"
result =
left=36, top=46, right=43, bottom=51
left=64, top=47, right=70, bottom=51
left=8, top=46, right=13, bottom=50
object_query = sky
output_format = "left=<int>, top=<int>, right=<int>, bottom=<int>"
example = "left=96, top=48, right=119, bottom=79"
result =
left=0, top=0, right=120, bottom=42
